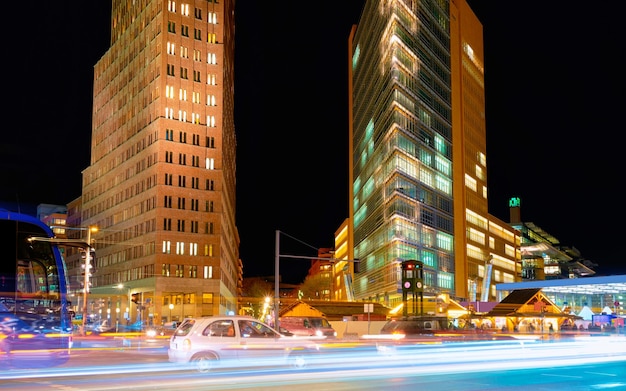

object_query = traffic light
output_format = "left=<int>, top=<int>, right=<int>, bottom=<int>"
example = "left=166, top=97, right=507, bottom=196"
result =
left=401, top=260, right=424, bottom=316
left=79, top=279, right=92, bottom=289
left=401, top=260, right=420, bottom=294
left=80, top=261, right=93, bottom=277
left=131, top=293, right=140, bottom=304
left=79, top=249, right=97, bottom=273
left=79, top=249, right=96, bottom=261
left=80, top=260, right=93, bottom=291
left=89, top=249, right=96, bottom=273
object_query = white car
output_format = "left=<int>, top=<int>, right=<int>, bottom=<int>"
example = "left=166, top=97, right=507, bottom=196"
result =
left=168, top=315, right=321, bottom=372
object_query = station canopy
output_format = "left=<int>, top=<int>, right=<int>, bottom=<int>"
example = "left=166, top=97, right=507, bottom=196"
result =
left=496, top=275, right=626, bottom=295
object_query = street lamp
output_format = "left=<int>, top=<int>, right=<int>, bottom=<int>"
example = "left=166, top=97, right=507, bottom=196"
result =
left=169, top=303, right=174, bottom=322
left=262, top=297, right=272, bottom=325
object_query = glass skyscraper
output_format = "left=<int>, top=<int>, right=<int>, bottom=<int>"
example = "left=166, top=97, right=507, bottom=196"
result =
left=348, top=0, right=519, bottom=307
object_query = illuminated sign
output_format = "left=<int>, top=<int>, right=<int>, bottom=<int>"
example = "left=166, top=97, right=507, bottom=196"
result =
left=509, top=197, right=521, bottom=208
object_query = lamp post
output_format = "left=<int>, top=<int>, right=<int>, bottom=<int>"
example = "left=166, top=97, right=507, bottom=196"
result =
left=81, top=226, right=98, bottom=336
left=169, top=303, right=174, bottom=322
left=45, top=224, right=98, bottom=336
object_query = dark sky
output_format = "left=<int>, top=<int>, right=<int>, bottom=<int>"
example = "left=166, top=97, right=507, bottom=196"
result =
left=2, top=1, right=624, bottom=283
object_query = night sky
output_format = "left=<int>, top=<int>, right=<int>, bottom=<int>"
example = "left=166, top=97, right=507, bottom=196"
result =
left=2, top=1, right=624, bottom=283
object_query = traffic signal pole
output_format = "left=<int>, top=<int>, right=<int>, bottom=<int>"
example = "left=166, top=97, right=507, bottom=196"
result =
left=81, top=228, right=94, bottom=336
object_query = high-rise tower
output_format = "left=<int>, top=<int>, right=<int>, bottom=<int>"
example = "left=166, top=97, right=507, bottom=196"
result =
left=79, top=0, right=240, bottom=323
left=349, top=0, right=519, bottom=307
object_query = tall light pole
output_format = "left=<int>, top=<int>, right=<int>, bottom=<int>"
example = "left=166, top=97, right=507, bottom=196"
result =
left=273, top=230, right=360, bottom=330
left=81, top=226, right=98, bottom=335
left=274, top=231, right=281, bottom=330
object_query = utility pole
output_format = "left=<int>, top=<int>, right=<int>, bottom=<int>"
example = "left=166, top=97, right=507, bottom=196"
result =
left=273, top=230, right=360, bottom=330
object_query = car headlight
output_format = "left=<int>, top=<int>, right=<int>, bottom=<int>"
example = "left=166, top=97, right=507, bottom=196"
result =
left=146, top=329, right=157, bottom=337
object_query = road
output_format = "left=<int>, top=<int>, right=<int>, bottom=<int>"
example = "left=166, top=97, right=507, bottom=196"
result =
left=1, top=335, right=624, bottom=390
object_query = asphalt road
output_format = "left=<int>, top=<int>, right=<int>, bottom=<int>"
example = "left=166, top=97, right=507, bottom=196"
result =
left=1, top=336, right=624, bottom=390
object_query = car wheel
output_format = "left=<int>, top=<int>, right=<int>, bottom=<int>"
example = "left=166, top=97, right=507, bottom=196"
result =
left=191, top=352, right=218, bottom=373
left=287, top=351, right=310, bottom=369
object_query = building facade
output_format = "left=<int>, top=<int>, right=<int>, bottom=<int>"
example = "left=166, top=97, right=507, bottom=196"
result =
left=449, top=1, right=520, bottom=303
left=509, top=197, right=596, bottom=282
left=74, top=0, right=240, bottom=326
left=348, top=0, right=519, bottom=308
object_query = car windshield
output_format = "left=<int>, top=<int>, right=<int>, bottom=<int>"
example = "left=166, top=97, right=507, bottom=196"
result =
left=203, top=319, right=235, bottom=337
left=238, top=319, right=277, bottom=338
left=174, top=319, right=196, bottom=337
left=310, top=318, right=331, bottom=328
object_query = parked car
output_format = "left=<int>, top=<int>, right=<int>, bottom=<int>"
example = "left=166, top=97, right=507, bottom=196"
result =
left=87, top=320, right=116, bottom=335
left=375, top=316, right=513, bottom=340
left=119, top=320, right=146, bottom=332
left=367, top=316, right=519, bottom=358
left=168, top=315, right=322, bottom=372
left=279, top=316, right=337, bottom=338
left=378, top=316, right=450, bottom=337
left=145, top=325, right=176, bottom=338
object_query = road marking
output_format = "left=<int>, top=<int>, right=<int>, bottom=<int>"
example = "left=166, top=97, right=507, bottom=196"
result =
left=585, top=371, right=619, bottom=377
left=541, top=373, right=581, bottom=379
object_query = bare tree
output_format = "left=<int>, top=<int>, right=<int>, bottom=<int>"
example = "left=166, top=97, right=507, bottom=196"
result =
left=298, top=274, right=328, bottom=300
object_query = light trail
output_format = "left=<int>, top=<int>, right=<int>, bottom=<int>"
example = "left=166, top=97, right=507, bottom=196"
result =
left=1, top=335, right=624, bottom=385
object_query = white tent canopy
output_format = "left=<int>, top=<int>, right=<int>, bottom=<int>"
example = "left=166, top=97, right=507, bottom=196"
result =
left=601, top=306, right=613, bottom=315
left=577, top=305, right=594, bottom=321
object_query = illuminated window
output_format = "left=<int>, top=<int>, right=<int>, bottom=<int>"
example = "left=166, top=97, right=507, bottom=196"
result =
left=176, top=241, right=185, bottom=254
